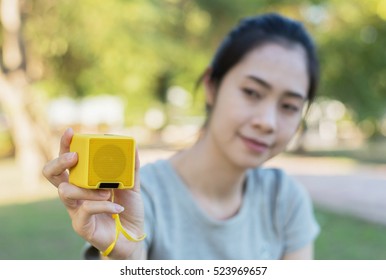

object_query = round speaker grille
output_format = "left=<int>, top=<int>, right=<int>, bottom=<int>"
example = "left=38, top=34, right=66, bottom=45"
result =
left=93, top=144, right=126, bottom=179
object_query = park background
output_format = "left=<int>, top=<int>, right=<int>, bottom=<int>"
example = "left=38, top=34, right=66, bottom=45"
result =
left=0, top=0, right=385, bottom=259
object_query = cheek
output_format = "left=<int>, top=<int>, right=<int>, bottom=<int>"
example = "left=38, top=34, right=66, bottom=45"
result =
left=218, top=105, right=249, bottom=137
left=212, top=93, right=244, bottom=122
left=277, top=117, right=301, bottom=142
left=209, top=105, right=246, bottom=147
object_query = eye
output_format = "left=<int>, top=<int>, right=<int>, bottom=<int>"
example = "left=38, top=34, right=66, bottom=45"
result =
left=242, top=88, right=262, bottom=99
left=282, top=103, right=300, bottom=113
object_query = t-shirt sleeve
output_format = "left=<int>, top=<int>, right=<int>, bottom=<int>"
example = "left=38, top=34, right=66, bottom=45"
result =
left=279, top=172, right=320, bottom=254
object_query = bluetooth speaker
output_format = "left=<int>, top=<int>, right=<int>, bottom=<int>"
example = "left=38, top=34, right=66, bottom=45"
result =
left=69, top=134, right=136, bottom=189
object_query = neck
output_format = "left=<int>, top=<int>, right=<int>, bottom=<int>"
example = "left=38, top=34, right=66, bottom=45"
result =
left=170, top=134, right=247, bottom=219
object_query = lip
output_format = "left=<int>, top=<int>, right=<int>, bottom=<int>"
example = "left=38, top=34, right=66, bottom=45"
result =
left=239, top=135, right=270, bottom=153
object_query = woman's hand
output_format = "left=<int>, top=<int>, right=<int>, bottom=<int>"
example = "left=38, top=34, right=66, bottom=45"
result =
left=42, top=128, right=146, bottom=259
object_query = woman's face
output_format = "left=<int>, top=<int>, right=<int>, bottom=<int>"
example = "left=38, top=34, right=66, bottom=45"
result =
left=205, top=42, right=309, bottom=169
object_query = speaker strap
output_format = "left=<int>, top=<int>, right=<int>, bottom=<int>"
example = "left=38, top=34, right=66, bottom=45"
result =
left=101, top=191, right=146, bottom=257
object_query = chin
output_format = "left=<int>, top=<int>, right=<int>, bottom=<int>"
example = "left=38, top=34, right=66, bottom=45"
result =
left=232, top=154, right=269, bottom=170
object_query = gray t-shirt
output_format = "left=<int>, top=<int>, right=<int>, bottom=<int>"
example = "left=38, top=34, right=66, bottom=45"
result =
left=83, top=159, right=319, bottom=260
left=140, top=159, right=320, bottom=260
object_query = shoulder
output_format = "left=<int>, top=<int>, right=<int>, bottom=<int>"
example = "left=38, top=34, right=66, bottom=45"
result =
left=249, top=167, right=307, bottom=200
left=248, top=167, right=313, bottom=221
left=140, top=159, right=169, bottom=188
left=139, top=159, right=179, bottom=200
left=250, top=167, right=319, bottom=251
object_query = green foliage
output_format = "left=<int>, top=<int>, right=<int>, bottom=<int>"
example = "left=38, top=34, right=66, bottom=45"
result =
left=20, top=0, right=386, bottom=126
left=317, top=0, right=386, bottom=122
left=25, top=0, right=216, bottom=122
left=291, top=140, right=386, bottom=164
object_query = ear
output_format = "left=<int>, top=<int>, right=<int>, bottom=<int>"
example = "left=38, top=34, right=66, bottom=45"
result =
left=203, top=67, right=216, bottom=106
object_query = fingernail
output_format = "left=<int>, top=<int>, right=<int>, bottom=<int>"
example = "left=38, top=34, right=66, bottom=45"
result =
left=114, top=204, right=124, bottom=213
left=65, top=152, right=76, bottom=161
left=65, top=127, right=73, bottom=135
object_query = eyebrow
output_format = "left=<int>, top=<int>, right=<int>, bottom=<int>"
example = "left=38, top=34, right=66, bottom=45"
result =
left=246, top=75, right=306, bottom=100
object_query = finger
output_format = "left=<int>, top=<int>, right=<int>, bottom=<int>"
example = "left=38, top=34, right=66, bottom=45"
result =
left=132, top=147, right=141, bottom=193
left=58, top=182, right=111, bottom=209
left=79, top=200, right=124, bottom=216
left=42, top=152, right=78, bottom=187
left=73, top=200, right=124, bottom=234
left=72, top=200, right=124, bottom=238
left=59, top=127, right=74, bottom=156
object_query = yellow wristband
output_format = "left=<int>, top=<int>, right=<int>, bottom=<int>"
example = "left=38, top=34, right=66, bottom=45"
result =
left=101, top=191, right=146, bottom=257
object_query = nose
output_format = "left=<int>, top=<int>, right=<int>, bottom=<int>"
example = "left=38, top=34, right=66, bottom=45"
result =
left=251, top=102, right=277, bottom=134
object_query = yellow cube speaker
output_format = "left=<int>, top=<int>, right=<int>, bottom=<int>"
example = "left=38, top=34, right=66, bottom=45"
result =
left=69, top=134, right=136, bottom=189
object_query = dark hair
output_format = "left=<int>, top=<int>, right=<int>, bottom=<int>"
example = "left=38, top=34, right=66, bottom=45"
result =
left=200, top=13, right=319, bottom=116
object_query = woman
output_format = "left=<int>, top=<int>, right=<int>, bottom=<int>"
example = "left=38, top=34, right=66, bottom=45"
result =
left=43, top=13, right=320, bottom=260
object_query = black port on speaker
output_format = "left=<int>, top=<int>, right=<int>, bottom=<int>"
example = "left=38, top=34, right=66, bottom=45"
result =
left=99, top=183, right=119, bottom=188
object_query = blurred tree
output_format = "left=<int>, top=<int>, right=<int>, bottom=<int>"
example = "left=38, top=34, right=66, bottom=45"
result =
left=315, top=0, right=386, bottom=135
left=21, top=0, right=279, bottom=120
left=1, top=0, right=385, bottom=189
left=0, top=0, right=53, bottom=189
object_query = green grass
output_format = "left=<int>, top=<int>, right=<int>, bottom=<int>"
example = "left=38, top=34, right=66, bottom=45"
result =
left=0, top=198, right=385, bottom=259
left=0, top=199, right=84, bottom=260
left=315, top=207, right=386, bottom=260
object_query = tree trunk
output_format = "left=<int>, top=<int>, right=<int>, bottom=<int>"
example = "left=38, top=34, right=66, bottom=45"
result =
left=0, top=0, right=53, bottom=190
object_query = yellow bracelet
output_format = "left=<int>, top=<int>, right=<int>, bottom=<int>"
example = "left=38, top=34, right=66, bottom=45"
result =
left=101, top=191, right=146, bottom=257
